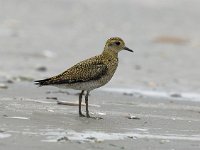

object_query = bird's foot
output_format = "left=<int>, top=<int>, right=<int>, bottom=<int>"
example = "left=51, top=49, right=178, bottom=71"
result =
left=79, top=113, right=86, bottom=117
left=86, top=114, right=103, bottom=120
left=86, top=113, right=90, bottom=118
left=93, top=116, right=103, bottom=120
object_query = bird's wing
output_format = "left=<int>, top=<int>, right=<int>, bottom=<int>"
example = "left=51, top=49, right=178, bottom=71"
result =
left=35, top=56, right=108, bottom=86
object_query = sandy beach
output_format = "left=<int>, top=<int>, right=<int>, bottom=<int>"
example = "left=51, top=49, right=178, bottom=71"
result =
left=1, top=83, right=200, bottom=150
left=0, top=0, right=200, bottom=149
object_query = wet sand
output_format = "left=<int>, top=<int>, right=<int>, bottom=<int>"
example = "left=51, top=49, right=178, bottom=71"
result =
left=1, top=0, right=200, bottom=149
left=1, top=83, right=200, bottom=150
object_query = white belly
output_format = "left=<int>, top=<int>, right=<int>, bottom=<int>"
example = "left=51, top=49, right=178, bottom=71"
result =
left=54, top=80, right=102, bottom=91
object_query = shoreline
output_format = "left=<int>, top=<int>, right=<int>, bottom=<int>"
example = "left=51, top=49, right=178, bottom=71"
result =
left=100, top=87, right=200, bottom=102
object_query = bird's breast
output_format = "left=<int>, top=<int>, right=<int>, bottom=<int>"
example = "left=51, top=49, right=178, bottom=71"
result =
left=100, top=58, right=118, bottom=82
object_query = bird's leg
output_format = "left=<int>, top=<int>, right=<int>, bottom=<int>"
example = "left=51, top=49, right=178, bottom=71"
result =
left=85, top=91, right=90, bottom=118
left=79, top=90, right=85, bottom=117
left=84, top=91, right=103, bottom=120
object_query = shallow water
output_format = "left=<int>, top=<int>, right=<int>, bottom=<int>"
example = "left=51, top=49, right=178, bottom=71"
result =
left=100, top=87, right=200, bottom=102
left=41, top=129, right=200, bottom=143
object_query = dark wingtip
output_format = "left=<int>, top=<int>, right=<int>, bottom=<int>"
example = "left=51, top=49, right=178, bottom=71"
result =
left=34, top=80, right=42, bottom=87
left=34, top=79, right=50, bottom=86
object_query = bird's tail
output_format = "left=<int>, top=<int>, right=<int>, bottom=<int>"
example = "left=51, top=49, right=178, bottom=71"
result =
left=34, top=78, right=51, bottom=86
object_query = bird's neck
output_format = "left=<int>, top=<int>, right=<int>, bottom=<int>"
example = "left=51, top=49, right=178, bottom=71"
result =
left=102, top=48, right=118, bottom=58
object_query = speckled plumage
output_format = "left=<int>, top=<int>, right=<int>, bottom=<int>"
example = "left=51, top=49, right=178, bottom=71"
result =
left=35, top=37, right=133, bottom=118
left=36, top=53, right=118, bottom=90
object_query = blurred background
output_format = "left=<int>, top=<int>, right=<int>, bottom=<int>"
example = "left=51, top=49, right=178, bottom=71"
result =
left=0, top=0, right=200, bottom=93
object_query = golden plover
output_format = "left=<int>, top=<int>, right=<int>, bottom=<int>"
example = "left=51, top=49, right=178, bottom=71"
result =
left=35, top=37, right=133, bottom=118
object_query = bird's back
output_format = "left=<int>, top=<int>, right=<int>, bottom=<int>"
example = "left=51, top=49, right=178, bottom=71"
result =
left=35, top=53, right=118, bottom=90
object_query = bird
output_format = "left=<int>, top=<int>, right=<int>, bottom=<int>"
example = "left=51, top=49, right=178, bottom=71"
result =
left=35, top=37, right=133, bottom=118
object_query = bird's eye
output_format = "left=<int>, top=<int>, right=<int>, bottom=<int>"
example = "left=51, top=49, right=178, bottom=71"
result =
left=115, top=42, right=120, bottom=46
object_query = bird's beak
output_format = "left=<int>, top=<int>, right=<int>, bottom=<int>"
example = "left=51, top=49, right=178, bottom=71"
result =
left=123, top=46, right=133, bottom=52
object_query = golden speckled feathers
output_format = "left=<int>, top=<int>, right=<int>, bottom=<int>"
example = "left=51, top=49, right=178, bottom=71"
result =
left=35, top=37, right=133, bottom=118
left=35, top=53, right=117, bottom=86
left=35, top=37, right=132, bottom=89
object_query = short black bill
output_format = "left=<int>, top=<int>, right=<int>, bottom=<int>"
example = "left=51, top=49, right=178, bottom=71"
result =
left=123, top=47, right=133, bottom=52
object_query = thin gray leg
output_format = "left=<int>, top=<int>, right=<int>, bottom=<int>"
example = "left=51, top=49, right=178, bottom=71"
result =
left=85, top=91, right=90, bottom=118
left=79, top=90, right=85, bottom=117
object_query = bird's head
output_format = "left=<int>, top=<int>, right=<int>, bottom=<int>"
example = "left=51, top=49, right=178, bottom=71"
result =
left=104, top=37, right=133, bottom=54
